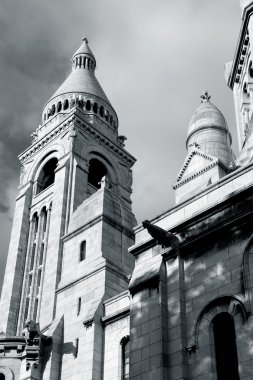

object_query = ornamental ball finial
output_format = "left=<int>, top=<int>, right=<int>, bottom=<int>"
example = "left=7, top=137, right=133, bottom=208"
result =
left=82, top=37, right=88, bottom=44
left=200, top=91, right=211, bottom=103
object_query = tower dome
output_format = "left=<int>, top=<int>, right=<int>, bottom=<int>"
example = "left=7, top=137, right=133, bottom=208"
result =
left=41, top=38, right=118, bottom=130
left=186, top=92, right=234, bottom=166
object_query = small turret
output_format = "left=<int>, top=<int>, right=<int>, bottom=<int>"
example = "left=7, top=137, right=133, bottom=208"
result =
left=186, top=92, right=234, bottom=167
left=173, top=92, right=235, bottom=204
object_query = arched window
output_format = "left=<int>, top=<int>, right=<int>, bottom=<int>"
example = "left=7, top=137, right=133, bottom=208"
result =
left=121, top=336, right=130, bottom=380
left=93, top=102, right=98, bottom=114
left=80, top=241, right=86, bottom=262
left=213, top=313, right=239, bottom=380
left=57, top=101, right=62, bottom=112
left=99, top=106, right=104, bottom=117
left=87, top=159, right=107, bottom=191
left=86, top=100, right=91, bottom=111
left=36, top=157, right=58, bottom=194
left=63, top=99, right=69, bottom=110
left=51, top=104, right=55, bottom=116
left=0, top=373, right=5, bottom=380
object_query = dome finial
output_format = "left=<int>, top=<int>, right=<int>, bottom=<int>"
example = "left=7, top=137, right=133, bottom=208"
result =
left=200, top=91, right=211, bottom=103
left=82, top=37, right=88, bottom=44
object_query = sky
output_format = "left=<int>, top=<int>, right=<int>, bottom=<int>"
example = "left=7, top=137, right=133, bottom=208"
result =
left=0, top=0, right=242, bottom=291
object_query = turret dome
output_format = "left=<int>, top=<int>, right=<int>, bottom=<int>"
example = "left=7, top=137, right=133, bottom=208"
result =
left=186, top=92, right=234, bottom=167
left=41, top=38, right=118, bottom=130
left=187, top=92, right=231, bottom=145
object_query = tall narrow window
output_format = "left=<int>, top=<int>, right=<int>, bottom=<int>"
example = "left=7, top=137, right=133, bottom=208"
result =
left=213, top=312, right=239, bottom=380
left=0, top=373, right=5, bottom=380
left=121, top=336, right=130, bottom=380
left=19, top=206, right=50, bottom=330
left=77, top=297, right=81, bottom=316
left=80, top=241, right=86, bottom=262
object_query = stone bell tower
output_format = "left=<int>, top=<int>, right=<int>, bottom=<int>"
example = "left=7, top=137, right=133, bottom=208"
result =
left=0, top=38, right=136, bottom=379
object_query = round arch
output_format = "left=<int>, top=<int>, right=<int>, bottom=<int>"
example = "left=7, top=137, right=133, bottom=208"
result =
left=193, top=294, right=248, bottom=346
left=0, top=367, right=14, bottom=380
left=26, top=142, right=65, bottom=184
left=81, top=143, right=123, bottom=187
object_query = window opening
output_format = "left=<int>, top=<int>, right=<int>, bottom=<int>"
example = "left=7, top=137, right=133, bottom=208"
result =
left=57, top=101, right=62, bottom=112
left=24, top=298, right=30, bottom=324
left=87, top=159, right=107, bottom=190
left=86, top=100, right=91, bottom=111
left=30, top=244, right=36, bottom=271
left=93, top=102, right=98, bottom=113
left=75, top=338, right=79, bottom=358
left=213, top=312, right=239, bottom=380
left=51, top=104, right=55, bottom=116
left=33, top=298, right=38, bottom=321
left=36, top=157, right=58, bottom=194
left=80, top=241, right=86, bottom=262
left=77, top=297, right=81, bottom=316
left=100, top=105, right=104, bottom=117
left=122, top=337, right=130, bottom=380
left=0, top=373, right=5, bottom=380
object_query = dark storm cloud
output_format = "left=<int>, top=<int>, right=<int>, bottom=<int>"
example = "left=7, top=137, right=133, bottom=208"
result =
left=0, top=204, right=9, bottom=214
left=0, top=0, right=242, bottom=292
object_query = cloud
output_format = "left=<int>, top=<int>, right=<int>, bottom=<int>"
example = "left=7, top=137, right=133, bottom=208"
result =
left=0, top=0, right=241, bottom=294
left=0, top=204, right=9, bottom=214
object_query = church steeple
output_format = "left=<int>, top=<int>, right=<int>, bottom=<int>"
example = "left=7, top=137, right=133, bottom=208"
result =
left=40, top=39, right=118, bottom=133
left=0, top=38, right=136, bottom=379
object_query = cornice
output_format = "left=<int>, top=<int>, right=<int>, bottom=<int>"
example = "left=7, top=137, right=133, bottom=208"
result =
left=19, top=115, right=74, bottom=163
left=18, top=110, right=136, bottom=167
left=102, top=306, right=130, bottom=325
left=74, top=112, right=136, bottom=166
left=130, top=185, right=253, bottom=257
left=228, top=5, right=252, bottom=89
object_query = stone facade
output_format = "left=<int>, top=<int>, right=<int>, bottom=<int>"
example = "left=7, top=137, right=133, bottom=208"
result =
left=1, top=3, right=253, bottom=380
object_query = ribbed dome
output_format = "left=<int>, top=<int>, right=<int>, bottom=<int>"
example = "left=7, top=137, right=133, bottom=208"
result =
left=41, top=38, right=117, bottom=129
left=188, top=98, right=229, bottom=140
left=186, top=92, right=234, bottom=167
left=187, top=92, right=231, bottom=146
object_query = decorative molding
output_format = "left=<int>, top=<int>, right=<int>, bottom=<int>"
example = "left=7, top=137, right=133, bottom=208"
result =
left=19, top=117, right=73, bottom=163
left=102, top=306, right=130, bottom=326
left=228, top=6, right=251, bottom=88
left=173, top=149, right=229, bottom=190
left=175, top=148, right=229, bottom=185
left=129, top=273, right=160, bottom=296
left=19, top=111, right=136, bottom=168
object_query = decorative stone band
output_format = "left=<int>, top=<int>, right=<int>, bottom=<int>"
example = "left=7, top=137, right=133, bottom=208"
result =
left=173, top=159, right=229, bottom=190
left=228, top=5, right=251, bottom=89
left=176, top=149, right=218, bottom=182
left=19, top=112, right=135, bottom=167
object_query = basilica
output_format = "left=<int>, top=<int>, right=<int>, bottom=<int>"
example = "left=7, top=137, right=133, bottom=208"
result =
left=1, top=1, right=253, bottom=379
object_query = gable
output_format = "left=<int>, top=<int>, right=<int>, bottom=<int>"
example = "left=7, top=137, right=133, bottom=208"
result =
left=176, top=149, right=217, bottom=182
